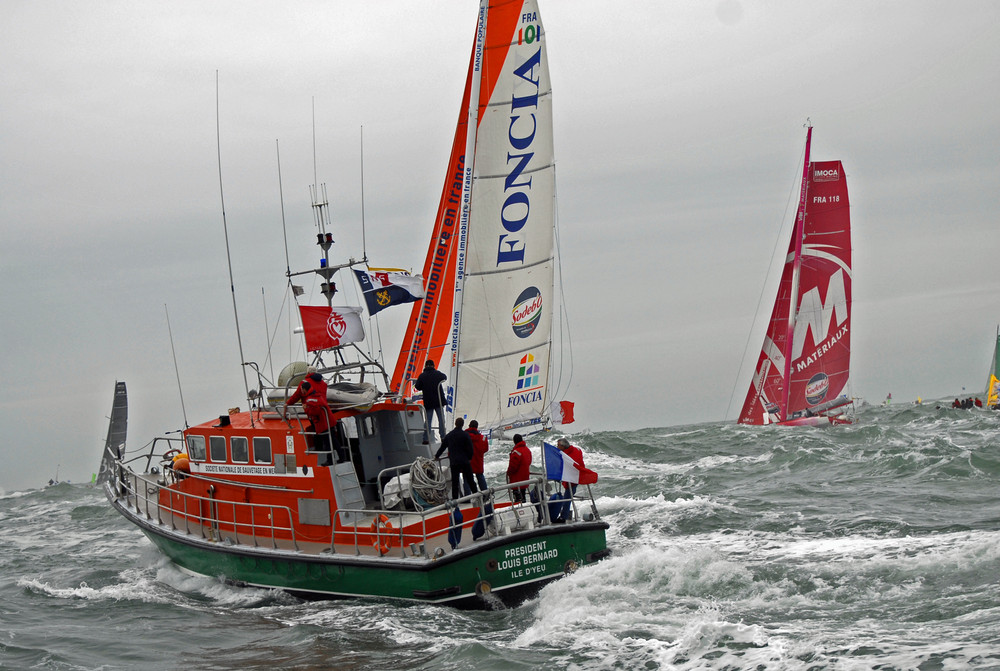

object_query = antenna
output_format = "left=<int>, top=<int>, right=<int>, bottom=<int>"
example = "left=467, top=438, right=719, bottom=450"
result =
left=360, top=125, right=367, bottom=261
left=308, top=99, right=336, bottom=309
left=312, top=97, right=318, bottom=192
left=215, top=71, right=255, bottom=424
left=164, top=304, right=189, bottom=428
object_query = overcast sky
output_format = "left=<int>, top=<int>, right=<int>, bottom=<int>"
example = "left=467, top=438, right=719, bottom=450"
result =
left=2, top=1, right=998, bottom=491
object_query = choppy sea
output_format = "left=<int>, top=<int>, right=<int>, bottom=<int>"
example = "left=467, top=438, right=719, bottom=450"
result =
left=2, top=401, right=999, bottom=670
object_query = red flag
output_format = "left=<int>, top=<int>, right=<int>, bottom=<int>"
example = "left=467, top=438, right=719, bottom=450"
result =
left=550, top=400, right=575, bottom=425
left=298, top=306, right=364, bottom=352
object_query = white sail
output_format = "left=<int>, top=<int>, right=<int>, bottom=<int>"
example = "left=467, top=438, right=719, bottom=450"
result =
left=391, top=1, right=562, bottom=435
left=451, top=5, right=556, bottom=432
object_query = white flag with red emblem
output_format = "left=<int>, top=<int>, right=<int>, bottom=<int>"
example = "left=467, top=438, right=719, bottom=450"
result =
left=298, top=306, right=365, bottom=352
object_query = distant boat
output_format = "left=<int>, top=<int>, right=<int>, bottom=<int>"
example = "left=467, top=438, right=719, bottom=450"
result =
left=97, top=381, right=128, bottom=486
left=986, top=326, right=1000, bottom=408
left=738, top=125, right=853, bottom=426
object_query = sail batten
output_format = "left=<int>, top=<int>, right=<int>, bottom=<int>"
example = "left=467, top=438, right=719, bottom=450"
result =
left=466, top=255, right=553, bottom=278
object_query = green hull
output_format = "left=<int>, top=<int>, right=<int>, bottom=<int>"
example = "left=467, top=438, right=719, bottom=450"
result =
left=125, top=501, right=609, bottom=607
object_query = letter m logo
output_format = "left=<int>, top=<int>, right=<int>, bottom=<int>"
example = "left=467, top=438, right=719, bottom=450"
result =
left=791, top=269, right=848, bottom=360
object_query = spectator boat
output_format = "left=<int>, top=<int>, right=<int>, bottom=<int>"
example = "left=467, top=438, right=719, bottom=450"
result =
left=98, top=0, right=608, bottom=608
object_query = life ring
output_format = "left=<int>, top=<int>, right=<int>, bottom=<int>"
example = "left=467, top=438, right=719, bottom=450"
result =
left=369, top=514, right=394, bottom=555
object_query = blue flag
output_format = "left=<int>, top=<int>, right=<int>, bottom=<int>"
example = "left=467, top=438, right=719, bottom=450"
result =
left=353, top=269, right=424, bottom=315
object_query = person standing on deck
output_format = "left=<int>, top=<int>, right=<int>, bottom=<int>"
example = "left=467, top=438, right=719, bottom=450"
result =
left=506, top=434, right=532, bottom=503
left=283, top=366, right=339, bottom=466
left=435, top=418, right=478, bottom=500
left=465, top=419, right=489, bottom=493
left=553, top=437, right=587, bottom=522
left=414, top=359, right=447, bottom=444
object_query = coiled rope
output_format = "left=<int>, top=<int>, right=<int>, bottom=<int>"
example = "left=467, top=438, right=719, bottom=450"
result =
left=409, top=457, right=448, bottom=507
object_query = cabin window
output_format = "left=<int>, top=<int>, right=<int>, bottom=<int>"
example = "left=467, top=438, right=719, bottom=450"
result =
left=358, top=415, right=376, bottom=438
left=185, top=435, right=206, bottom=461
left=231, top=436, right=249, bottom=463
left=209, top=436, right=227, bottom=462
left=253, top=437, right=271, bottom=464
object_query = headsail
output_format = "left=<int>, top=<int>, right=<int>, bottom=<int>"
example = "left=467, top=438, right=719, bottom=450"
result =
left=739, top=127, right=852, bottom=424
left=393, top=1, right=558, bottom=434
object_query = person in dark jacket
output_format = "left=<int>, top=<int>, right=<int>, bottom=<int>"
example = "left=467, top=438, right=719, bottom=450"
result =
left=435, top=418, right=478, bottom=500
left=414, top=359, right=447, bottom=444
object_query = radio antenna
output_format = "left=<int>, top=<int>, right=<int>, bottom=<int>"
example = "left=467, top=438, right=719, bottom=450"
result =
left=215, top=71, right=254, bottom=424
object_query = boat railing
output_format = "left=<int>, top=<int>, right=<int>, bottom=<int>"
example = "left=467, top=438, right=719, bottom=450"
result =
left=349, top=471, right=602, bottom=558
left=332, top=478, right=547, bottom=558
left=376, top=459, right=451, bottom=511
left=114, top=436, right=186, bottom=475
left=107, top=448, right=602, bottom=559
left=375, top=458, right=530, bottom=512
left=108, top=455, right=299, bottom=550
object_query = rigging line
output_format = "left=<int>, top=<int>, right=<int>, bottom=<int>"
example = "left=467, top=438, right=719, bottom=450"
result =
left=274, top=139, right=299, bottom=366
left=724, top=130, right=809, bottom=421
left=215, top=71, right=254, bottom=424
left=261, top=287, right=275, bottom=382
left=164, top=304, right=189, bottom=428
left=276, top=140, right=292, bottom=280
left=551, top=164, right=573, bottom=402
left=260, top=284, right=292, bottom=385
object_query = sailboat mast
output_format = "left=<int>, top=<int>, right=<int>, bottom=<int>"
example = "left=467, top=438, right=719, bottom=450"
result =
left=780, top=125, right=812, bottom=421
left=988, top=324, right=999, bottom=398
left=446, top=0, right=489, bottom=422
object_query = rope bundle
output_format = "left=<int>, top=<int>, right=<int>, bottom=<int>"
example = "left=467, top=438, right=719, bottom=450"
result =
left=409, top=457, right=448, bottom=506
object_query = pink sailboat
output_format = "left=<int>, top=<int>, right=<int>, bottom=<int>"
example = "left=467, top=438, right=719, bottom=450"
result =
left=738, top=126, right=853, bottom=426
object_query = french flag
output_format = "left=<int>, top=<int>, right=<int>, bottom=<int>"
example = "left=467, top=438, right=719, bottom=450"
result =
left=543, top=442, right=598, bottom=485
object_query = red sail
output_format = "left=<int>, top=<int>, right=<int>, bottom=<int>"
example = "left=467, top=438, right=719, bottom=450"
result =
left=785, top=160, right=851, bottom=417
left=738, top=224, right=799, bottom=425
left=390, top=2, right=525, bottom=395
left=739, top=134, right=851, bottom=425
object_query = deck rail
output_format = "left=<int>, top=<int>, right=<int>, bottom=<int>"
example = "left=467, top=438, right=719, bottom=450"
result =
left=106, top=445, right=601, bottom=559
left=108, top=457, right=299, bottom=549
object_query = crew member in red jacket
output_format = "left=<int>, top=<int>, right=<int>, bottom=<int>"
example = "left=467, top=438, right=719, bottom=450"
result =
left=553, top=437, right=586, bottom=522
left=466, top=419, right=490, bottom=493
left=284, top=367, right=340, bottom=465
left=506, top=434, right=532, bottom=503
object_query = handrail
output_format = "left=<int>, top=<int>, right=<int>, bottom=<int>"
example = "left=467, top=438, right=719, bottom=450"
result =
left=112, top=462, right=298, bottom=550
left=108, top=453, right=600, bottom=559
